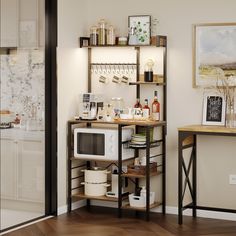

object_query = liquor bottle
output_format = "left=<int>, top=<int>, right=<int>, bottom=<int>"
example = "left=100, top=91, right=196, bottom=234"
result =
left=143, top=99, right=150, bottom=116
left=134, top=98, right=142, bottom=108
left=152, top=91, right=160, bottom=121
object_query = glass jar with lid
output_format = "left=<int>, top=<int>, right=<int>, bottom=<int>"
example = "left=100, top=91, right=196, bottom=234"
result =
left=106, top=25, right=115, bottom=45
left=98, top=19, right=107, bottom=45
left=90, top=26, right=98, bottom=46
left=111, top=97, right=125, bottom=118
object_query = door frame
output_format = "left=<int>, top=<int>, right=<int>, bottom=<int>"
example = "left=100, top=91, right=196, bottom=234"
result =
left=45, top=0, right=57, bottom=216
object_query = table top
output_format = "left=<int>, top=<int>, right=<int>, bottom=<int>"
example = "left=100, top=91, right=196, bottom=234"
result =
left=178, top=124, right=236, bottom=135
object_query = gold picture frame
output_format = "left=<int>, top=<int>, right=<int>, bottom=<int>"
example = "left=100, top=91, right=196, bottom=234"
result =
left=193, top=23, right=236, bottom=88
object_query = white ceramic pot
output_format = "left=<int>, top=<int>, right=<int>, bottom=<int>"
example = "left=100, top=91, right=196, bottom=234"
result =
left=81, top=167, right=110, bottom=183
left=81, top=182, right=110, bottom=196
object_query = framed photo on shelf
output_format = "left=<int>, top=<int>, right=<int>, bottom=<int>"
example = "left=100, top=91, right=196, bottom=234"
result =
left=193, top=23, right=236, bottom=88
left=128, top=15, right=151, bottom=45
left=202, top=92, right=226, bottom=126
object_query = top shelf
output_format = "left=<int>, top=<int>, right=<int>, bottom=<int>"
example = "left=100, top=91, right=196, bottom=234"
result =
left=79, top=36, right=167, bottom=48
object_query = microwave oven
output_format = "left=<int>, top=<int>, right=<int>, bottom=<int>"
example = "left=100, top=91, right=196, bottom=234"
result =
left=74, top=127, right=134, bottom=161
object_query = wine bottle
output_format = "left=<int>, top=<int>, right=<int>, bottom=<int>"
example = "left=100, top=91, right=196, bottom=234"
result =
left=152, top=91, right=160, bottom=121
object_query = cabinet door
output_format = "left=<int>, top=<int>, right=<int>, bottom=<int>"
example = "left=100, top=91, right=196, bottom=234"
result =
left=0, top=0, right=19, bottom=47
left=17, top=140, right=44, bottom=202
left=19, top=0, right=39, bottom=47
left=0, top=139, right=17, bottom=199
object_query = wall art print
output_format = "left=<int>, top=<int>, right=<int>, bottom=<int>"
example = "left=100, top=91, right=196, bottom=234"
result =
left=128, top=15, right=151, bottom=45
left=193, top=23, right=236, bottom=87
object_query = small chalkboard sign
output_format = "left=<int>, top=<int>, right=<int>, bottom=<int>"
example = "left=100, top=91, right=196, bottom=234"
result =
left=202, top=93, right=226, bottom=126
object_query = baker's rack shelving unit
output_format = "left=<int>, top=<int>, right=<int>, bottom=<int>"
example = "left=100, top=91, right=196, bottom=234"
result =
left=67, top=36, right=167, bottom=221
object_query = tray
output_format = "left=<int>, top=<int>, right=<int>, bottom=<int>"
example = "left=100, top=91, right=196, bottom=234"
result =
left=127, top=162, right=157, bottom=175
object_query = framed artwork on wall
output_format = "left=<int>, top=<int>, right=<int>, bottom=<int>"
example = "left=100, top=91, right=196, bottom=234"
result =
left=128, top=15, right=151, bottom=45
left=202, top=92, right=226, bottom=126
left=193, top=23, right=236, bottom=88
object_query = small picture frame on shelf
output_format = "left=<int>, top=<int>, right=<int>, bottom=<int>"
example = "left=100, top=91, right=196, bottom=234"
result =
left=79, top=37, right=90, bottom=48
left=202, top=92, right=226, bottom=126
left=128, top=15, right=151, bottom=45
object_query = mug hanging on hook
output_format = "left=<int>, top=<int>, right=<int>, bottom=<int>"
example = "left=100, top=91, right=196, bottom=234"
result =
left=99, top=75, right=108, bottom=84
left=112, top=75, right=120, bottom=84
left=121, top=75, right=129, bottom=84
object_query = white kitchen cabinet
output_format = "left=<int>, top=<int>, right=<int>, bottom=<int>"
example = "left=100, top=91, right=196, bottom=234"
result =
left=0, top=134, right=44, bottom=203
left=0, top=0, right=44, bottom=48
left=0, top=139, right=17, bottom=199
left=17, top=140, right=44, bottom=202
left=19, top=0, right=45, bottom=48
left=0, top=0, right=19, bottom=47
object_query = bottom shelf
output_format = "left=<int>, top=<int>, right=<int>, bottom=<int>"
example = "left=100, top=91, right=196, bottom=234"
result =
left=72, top=193, right=119, bottom=202
left=122, top=202, right=162, bottom=211
left=72, top=193, right=129, bottom=202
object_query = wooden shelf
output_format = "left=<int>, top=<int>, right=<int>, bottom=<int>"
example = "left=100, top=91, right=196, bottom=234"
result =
left=129, top=81, right=166, bottom=86
left=178, top=124, right=236, bottom=134
left=72, top=193, right=119, bottom=202
left=70, top=156, right=135, bottom=162
left=68, top=119, right=166, bottom=127
left=79, top=36, right=167, bottom=48
left=122, top=202, right=162, bottom=211
left=122, top=171, right=162, bottom=178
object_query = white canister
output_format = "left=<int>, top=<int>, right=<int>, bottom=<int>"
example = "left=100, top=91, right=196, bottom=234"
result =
left=81, top=182, right=110, bottom=196
left=81, top=167, right=110, bottom=183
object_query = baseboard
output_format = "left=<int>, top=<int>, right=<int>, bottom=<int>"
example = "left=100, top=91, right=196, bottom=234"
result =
left=58, top=200, right=236, bottom=222
left=57, top=200, right=86, bottom=215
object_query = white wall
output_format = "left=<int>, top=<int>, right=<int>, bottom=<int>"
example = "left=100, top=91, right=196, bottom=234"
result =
left=57, top=0, right=88, bottom=208
left=58, top=0, right=236, bottom=213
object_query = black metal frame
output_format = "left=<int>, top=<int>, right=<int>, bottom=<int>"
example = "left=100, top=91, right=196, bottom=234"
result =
left=45, top=0, right=58, bottom=216
left=178, top=130, right=236, bottom=225
left=117, top=123, right=166, bottom=221
left=67, top=120, right=166, bottom=221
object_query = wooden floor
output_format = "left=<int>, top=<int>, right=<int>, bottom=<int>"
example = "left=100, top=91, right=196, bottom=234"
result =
left=3, top=206, right=236, bottom=236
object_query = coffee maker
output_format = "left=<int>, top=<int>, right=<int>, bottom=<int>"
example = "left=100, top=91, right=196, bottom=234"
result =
left=79, top=93, right=103, bottom=120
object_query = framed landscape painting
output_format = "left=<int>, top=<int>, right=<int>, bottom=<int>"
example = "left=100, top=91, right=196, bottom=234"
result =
left=193, top=23, right=236, bottom=87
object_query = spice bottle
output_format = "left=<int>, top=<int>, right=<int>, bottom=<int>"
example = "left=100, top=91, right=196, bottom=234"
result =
left=140, top=186, right=146, bottom=197
left=107, top=25, right=115, bottom=45
left=98, top=19, right=106, bottom=45
left=90, top=26, right=98, bottom=46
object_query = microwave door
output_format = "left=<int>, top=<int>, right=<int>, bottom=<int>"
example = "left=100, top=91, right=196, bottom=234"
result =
left=77, top=132, right=105, bottom=157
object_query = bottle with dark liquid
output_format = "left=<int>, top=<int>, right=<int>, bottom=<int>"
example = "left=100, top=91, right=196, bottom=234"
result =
left=152, top=91, right=160, bottom=121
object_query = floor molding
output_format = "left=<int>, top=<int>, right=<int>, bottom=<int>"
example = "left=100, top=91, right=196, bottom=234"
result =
left=58, top=200, right=236, bottom=222
left=58, top=200, right=86, bottom=215
left=0, top=216, right=52, bottom=235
